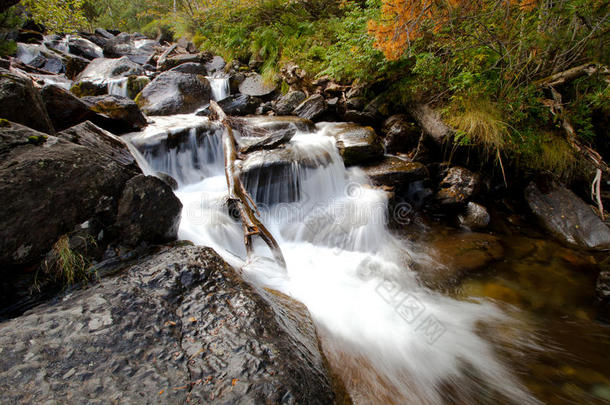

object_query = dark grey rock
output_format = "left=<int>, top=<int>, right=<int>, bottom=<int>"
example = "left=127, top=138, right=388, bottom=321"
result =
left=115, top=175, right=182, bottom=246
left=322, top=122, right=384, bottom=166
left=362, top=157, right=428, bottom=190
left=525, top=181, right=610, bottom=250
left=0, top=246, right=339, bottom=404
left=41, top=84, right=96, bottom=132
left=82, top=94, right=147, bottom=133
left=95, top=28, right=115, bottom=39
left=275, top=90, right=306, bottom=115
left=382, top=114, right=420, bottom=154
left=170, top=62, right=207, bottom=75
left=71, top=57, right=144, bottom=97
left=458, top=202, right=490, bottom=230
left=196, top=94, right=260, bottom=117
left=0, top=121, right=140, bottom=267
left=136, top=71, right=211, bottom=116
left=294, top=94, right=327, bottom=121
left=205, top=55, right=226, bottom=74
left=67, top=36, right=104, bottom=60
left=158, top=53, right=208, bottom=71
left=238, top=73, right=277, bottom=97
left=0, top=68, right=55, bottom=134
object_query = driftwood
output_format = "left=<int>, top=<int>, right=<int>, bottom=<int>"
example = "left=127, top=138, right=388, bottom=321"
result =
left=534, top=63, right=609, bottom=88
left=408, top=103, right=453, bottom=145
left=209, top=100, right=287, bottom=267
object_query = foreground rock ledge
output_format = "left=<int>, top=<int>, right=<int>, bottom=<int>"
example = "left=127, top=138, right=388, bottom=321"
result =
left=0, top=246, right=340, bottom=404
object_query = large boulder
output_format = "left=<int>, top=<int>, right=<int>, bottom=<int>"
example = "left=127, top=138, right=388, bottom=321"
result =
left=274, top=90, right=306, bottom=115
left=115, top=175, right=182, bottom=246
left=0, top=68, right=55, bottom=134
left=82, top=94, right=147, bottom=133
left=381, top=114, right=421, bottom=153
left=135, top=71, right=211, bottom=115
left=238, top=73, right=277, bottom=97
left=104, top=33, right=158, bottom=65
left=0, top=246, right=340, bottom=404
left=158, top=53, right=208, bottom=71
left=525, top=181, right=610, bottom=250
left=40, top=84, right=96, bottom=131
left=321, top=122, right=384, bottom=166
left=71, top=57, right=145, bottom=97
left=362, top=157, right=428, bottom=190
left=169, top=62, right=207, bottom=75
left=66, top=36, right=104, bottom=60
left=196, top=94, right=260, bottom=117
left=0, top=121, right=140, bottom=268
left=294, top=94, right=328, bottom=121
left=15, top=43, right=65, bottom=74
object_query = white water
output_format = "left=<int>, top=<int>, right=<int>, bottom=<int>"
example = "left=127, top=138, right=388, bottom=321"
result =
left=207, top=75, right=230, bottom=101
left=107, top=77, right=129, bottom=98
left=126, top=115, right=540, bottom=404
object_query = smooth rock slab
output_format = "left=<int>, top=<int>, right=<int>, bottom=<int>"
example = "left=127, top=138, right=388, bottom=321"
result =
left=0, top=246, right=339, bottom=404
left=525, top=181, right=610, bottom=250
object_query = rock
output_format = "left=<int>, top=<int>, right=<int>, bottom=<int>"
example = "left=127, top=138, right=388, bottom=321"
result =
left=71, top=57, right=145, bottom=97
left=238, top=73, right=277, bottom=97
left=104, top=33, right=158, bottom=65
left=346, top=97, right=366, bottom=111
left=342, top=110, right=376, bottom=126
left=240, top=115, right=316, bottom=133
left=382, top=114, right=420, bottom=153
left=205, top=55, right=226, bottom=74
left=0, top=121, right=140, bottom=268
left=362, top=157, right=428, bottom=190
left=408, top=103, right=452, bottom=145
left=0, top=246, right=339, bottom=404
left=0, top=68, right=55, bottom=134
left=82, top=94, right=147, bottom=133
left=176, top=37, right=197, bottom=53
left=64, top=54, right=90, bottom=80
left=458, top=202, right=490, bottom=230
left=124, top=75, right=150, bottom=99
left=135, top=71, right=211, bottom=116
left=115, top=175, right=182, bottom=246
left=596, top=258, right=610, bottom=322
left=40, top=84, right=96, bottom=131
left=294, top=94, right=327, bottom=121
left=95, top=28, right=115, bottom=39
left=169, top=62, right=207, bottom=75
left=67, top=36, right=104, bottom=60
left=158, top=53, right=208, bottom=71
left=436, top=166, right=480, bottom=205
left=274, top=90, right=306, bottom=115
left=196, top=94, right=260, bottom=117
left=15, top=43, right=65, bottom=74
left=525, top=181, right=610, bottom=250
left=16, top=29, right=43, bottom=43
left=321, top=122, right=384, bottom=166
left=155, top=172, right=178, bottom=190
left=421, top=231, right=504, bottom=287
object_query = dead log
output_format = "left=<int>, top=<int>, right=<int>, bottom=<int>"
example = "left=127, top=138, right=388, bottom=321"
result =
left=408, top=103, right=453, bottom=145
left=534, top=63, right=609, bottom=88
left=209, top=100, right=287, bottom=267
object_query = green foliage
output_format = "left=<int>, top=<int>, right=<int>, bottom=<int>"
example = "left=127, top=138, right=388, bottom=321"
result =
left=0, top=6, right=22, bottom=57
left=23, top=0, right=88, bottom=32
left=44, top=234, right=97, bottom=288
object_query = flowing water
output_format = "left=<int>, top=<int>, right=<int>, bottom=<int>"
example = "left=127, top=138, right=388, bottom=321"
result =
left=124, top=114, right=609, bottom=404
left=207, top=75, right=230, bottom=101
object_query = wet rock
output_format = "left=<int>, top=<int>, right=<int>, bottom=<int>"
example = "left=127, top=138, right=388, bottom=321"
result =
left=241, top=115, right=316, bottom=133
left=596, top=258, right=610, bottom=322
left=458, top=202, right=490, bottom=230
left=421, top=231, right=504, bottom=287
left=196, top=94, right=260, bottom=117
left=0, top=67, right=55, bottom=134
left=67, top=36, right=104, bottom=60
left=342, top=110, right=376, bottom=127
left=158, top=53, right=208, bottom=71
left=155, top=172, right=179, bottom=190
left=16, top=29, right=43, bottom=43
left=322, top=122, right=384, bottom=166
left=0, top=121, right=140, bottom=268
left=136, top=71, right=211, bottom=116
left=95, top=28, right=115, bottom=39
left=436, top=166, right=480, bottom=205
left=205, top=55, right=226, bottom=75
left=0, top=246, right=339, bottom=404
left=382, top=114, right=420, bottom=153
left=104, top=33, right=158, bottom=65
left=124, top=75, right=150, bottom=99
left=169, top=62, right=207, bottom=75
left=64, top=54, right=90, bottom=80
left=274, top=90, right=306, bottom=115
left=15, top=43, right=65, bottom=73
left=525, top=181, right=610, bottom=250
left=71, top=57, right=144, bottom=97
left=238, top=73, right=277, bottom=97
left=346, top=97, right=366, bottom=111
left=294, top=94, right=327, bottom=121
left=115, top=175, right=182, bottom=246
left=41, top=84, right=96, bottom=131
left=362, top=157, right=428, bottom=190
left=82, top=94, right=147, bottom=133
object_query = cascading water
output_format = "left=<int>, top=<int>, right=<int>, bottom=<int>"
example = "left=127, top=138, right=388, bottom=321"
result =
left=206, top=74, right=230, bottom=101
left=126, top=115, right=542, bottom=404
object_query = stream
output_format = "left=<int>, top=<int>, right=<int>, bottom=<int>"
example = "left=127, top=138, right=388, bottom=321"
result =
left=123, top=79, right=610, bottom=404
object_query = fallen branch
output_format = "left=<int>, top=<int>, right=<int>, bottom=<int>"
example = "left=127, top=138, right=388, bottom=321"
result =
left=209, top=100, right=287, bottom=267
left=534, top=62, right=609, bottom=87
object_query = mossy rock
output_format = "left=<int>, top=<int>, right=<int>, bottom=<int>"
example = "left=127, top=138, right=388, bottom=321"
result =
left=126, top=76, right=150, bottom=100
left=0, top=118, right=10, bottom=128
left=70, top=81, right=107, bottom=98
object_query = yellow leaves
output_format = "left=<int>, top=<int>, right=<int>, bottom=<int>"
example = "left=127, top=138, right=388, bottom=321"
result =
left=231, top=378, right=239, bottom=386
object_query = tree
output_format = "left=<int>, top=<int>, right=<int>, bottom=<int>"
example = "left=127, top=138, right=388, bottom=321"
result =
left=22, top=0, right=88, bottom=32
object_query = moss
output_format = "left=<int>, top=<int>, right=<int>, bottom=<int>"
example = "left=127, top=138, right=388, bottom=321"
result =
left=0, top=118, right=11, bottom=127
left=70, top=81, right=106, bottom=98
left=126, top=76, right=150, bottom=100
left=27, top=135, right=48, bottom=145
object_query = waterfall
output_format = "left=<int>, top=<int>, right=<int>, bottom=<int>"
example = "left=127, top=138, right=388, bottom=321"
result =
left=125, top=116, right=541, bottom=405
left=107, top=77, right=129, bottom=98
left=207, top=74, right=230, bottom=101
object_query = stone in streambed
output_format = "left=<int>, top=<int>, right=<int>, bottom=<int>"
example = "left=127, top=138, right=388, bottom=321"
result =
left=0, top=246, right=339, bottom=404
left=40, top=84, right=96, bottom=132
left=82, top=94, right=147, bottom=133
left=135, top=71, right=211, bottom=115
left=436, top=166, right=480, bottom=205
left=362, top=157, right=428, bottom=190
left=458, top=202, right=490, bottom=230
left=0, top=67, right=55, bottom=134
left=321, top=122, right=384, bottom=166
left=525, top=181, right=610, bottom=250
left=274, top=90, right=306, bottom=115
left=238, top=72, right=277, bottom=97
left=294, top=93, right=327, bottom=121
